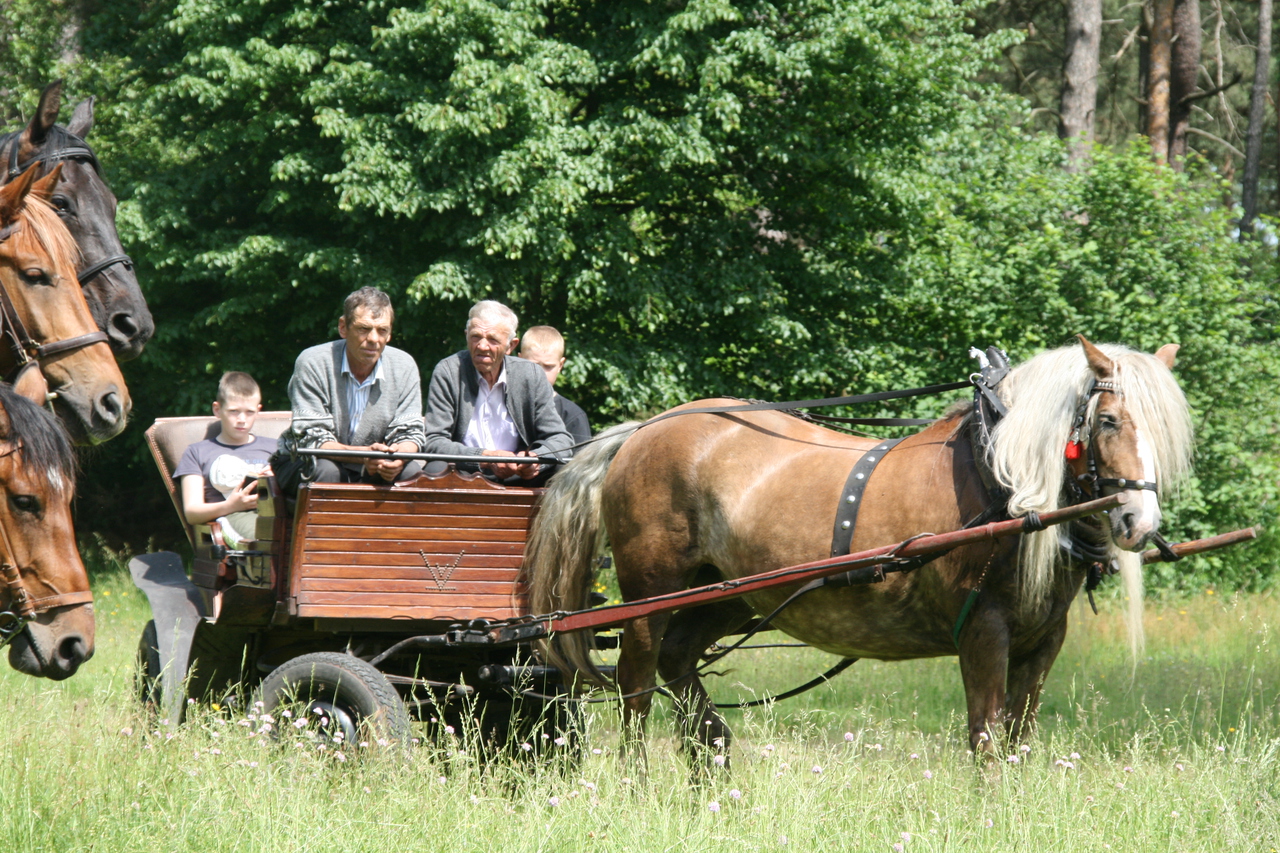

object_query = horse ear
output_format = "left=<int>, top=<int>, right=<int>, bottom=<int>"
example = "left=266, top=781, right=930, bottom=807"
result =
left=10, top=364, right=49, bottom=408
left=30, top=163, right=64, bottom=203
left=1077, top=334, right=1115, bottom=378
left=1154, top=343, right=1179, bottom=369
left=0, top=163, right=41, bottom=225
left=23, top=80, right=62, bottom=148
left=66, top=96, right=95, bottom=139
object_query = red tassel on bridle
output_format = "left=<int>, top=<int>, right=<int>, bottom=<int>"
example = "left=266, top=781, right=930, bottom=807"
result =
left=1064, top=440, right=1082, bottom=460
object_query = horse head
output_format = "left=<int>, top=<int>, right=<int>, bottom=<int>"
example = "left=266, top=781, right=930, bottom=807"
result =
left=0, top=383, right=93, bottom=679
left=0, top=163, right=132, bottom=443
left=8, top=80, right=153, bottom=361
left=1076, top=335, right=1190, bottom=551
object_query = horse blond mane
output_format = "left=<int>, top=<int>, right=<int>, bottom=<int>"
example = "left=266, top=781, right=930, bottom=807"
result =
left=988, top=342, right=1194, bottom=647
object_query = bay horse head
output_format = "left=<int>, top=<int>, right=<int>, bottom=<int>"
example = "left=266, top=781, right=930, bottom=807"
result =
left=0, top=382, right=93, bottom=679
left=2, top=80, right=154, bottom=361
left=0, top=163, right=132, bottom=444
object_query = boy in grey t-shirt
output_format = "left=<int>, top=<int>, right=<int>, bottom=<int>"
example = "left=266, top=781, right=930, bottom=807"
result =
left=174, top=372, right=277, bottom=545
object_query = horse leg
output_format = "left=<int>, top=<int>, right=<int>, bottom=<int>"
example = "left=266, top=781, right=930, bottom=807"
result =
left=616, top=611, right=672, bottom=774
left=1005, top=619, right=1068, bottom=744
left=657, top=599, right=755, bottom=772
left=956, top=610, right=1011, bottom=757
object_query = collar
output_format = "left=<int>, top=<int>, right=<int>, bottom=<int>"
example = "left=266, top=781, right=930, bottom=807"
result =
left=341, top=347, right=382, bottom=388
left=477, top=361, right=508, bottom=394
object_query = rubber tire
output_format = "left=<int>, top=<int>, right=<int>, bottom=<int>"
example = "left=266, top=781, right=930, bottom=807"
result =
left=260, top=652, right=410, bottom=745
left=136, top=620, right=162, bottom=710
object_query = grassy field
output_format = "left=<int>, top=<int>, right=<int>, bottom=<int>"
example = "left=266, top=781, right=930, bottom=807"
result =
left=2, top=554, right=1278, bottom=852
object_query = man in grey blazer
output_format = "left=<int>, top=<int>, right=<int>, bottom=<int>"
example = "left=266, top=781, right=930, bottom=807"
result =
left=423, top=300, right=572, bottom=481
left=280, top=287, right=426, bottom=491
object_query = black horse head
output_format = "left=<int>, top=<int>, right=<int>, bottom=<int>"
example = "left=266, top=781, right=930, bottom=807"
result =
left=0, top=81, right=154, bottom=361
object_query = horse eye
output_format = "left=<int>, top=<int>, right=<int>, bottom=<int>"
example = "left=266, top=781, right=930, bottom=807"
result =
left=19, top=268, right=50, bottom=286
left=50, top=195, right=72, bottom=215
left=10, top=495, right=40, bottom=514
left=1097, top=415, right=1119, bottom=431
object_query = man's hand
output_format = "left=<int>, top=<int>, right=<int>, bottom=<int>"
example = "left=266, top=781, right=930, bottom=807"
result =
left=481, top=448, right=540, bottom=480
left=366, top=442, right=409, bottom=482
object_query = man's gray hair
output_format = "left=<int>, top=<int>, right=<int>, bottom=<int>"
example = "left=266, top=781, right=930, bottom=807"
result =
left=343, top=287, right=394, bottom=326
left=465, top=300, right=519, bottom=341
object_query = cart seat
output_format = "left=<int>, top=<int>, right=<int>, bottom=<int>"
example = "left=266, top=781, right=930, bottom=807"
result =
left=146, top=413, right=292, bottom=547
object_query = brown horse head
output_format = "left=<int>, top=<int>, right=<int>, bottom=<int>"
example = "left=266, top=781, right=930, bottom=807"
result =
left=0, top=383, right=92, bottom=679
left=0, top=162, right=132, bottom=443
left=9, top=80, right=153, bottom=361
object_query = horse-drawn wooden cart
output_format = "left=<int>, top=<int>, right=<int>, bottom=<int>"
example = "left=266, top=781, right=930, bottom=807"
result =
left=131, top=389, right=1257, bottom=752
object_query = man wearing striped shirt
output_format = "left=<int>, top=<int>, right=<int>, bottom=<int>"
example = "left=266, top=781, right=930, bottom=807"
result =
left=282, top=287, right=426, bottom=489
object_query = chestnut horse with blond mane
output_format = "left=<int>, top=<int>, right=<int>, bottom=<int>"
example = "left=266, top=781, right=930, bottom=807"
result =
left=525, top=338, right=1192, bottom=759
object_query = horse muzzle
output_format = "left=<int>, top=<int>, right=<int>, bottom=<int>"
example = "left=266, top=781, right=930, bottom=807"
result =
left=7, top=608, right=95, bottom=679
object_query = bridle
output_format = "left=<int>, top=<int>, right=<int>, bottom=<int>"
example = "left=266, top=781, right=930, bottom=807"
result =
left=0, top=441, right=92, bottom=648
left=0, top=219, right=110, bottom=385
left=1, top=131, right=135, bottom=290
left=1065, top=378, right=1160, bottom=502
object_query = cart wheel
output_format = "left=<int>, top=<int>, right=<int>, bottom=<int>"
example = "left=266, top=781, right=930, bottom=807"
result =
left=135, top=620, right=162, bottom=710
left=260, top=652, right=410, bottom=746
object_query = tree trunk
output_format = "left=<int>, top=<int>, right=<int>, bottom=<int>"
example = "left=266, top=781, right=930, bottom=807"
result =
left=1146, top=0, right=1175, bottom=161
left=1168, top=0, right=1202, bottom=166
left=1060, top=0, right=1102, bottom=163
left=1241, top=0, right=1273, bottom=234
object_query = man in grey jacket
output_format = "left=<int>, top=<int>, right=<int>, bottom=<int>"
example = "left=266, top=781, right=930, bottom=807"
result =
left=281, top=287, right=426, bottom=490
left=424, top=300, right=572, bottom=481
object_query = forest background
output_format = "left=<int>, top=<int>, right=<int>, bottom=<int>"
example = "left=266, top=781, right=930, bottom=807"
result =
left=1, top=0, right=1277, bottom=593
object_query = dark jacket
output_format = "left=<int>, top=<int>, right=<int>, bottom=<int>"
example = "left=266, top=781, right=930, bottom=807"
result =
left=423, top=351, right=573, bottom=461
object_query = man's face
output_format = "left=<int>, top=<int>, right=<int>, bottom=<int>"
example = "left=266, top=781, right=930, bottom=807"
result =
left=519, top=343, right=565, bottom=387
left=467, top=319, right=514, bottom=382
left=338, top=305, right=392, bottom=376
left=213, top=393, right=261, bottom=441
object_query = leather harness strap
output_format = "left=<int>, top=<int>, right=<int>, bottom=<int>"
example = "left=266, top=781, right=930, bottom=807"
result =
left=829, top=438, right=906, bottom=557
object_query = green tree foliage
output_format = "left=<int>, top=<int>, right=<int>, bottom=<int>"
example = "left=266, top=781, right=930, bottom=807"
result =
left=54, top=0, right=1280, bottom=590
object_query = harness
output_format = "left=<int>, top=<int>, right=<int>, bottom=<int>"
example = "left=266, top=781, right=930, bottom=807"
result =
left=0, top=131, right=135, bottom=290
left=0, top=441, right=92, bottom=648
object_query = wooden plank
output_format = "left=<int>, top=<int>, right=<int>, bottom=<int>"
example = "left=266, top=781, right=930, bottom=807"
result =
left=301, top=539, right=526, bottom=555
left=296, top=604, right=525, bottom=621
left=299, top=577, right=524, bottom=595
left=304, top=525, right=528, bottom=543
left=296, top=564, right=522, bottom=580
left=306, top=495, right=536, bottom=514
left=303, top=553, right=522, bottom=570
left=308, top=511, right=530, bottom=529
left=296, top=590, right=524, bottom=608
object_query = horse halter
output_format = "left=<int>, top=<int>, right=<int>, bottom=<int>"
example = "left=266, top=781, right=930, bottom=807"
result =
left=1, top=132, right=135, bottom=288
left=0, top=442, right=92, bottom=648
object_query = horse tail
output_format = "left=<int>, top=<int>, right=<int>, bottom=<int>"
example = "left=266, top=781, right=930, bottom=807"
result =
left=524, top=421, right=640, bottom=688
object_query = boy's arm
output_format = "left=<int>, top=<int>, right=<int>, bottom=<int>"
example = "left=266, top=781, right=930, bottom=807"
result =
left=180, top=474, right=257, bottom=525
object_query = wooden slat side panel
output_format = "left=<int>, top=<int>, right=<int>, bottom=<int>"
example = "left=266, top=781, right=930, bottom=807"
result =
left=287, top=481, right=537, bottom=622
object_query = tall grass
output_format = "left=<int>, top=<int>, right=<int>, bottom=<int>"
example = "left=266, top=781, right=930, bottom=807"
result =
left=2, top=550, right=1277, bottom=851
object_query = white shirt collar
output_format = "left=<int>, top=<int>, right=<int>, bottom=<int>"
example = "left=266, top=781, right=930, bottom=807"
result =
left=341, top=348, right=382, bottom=388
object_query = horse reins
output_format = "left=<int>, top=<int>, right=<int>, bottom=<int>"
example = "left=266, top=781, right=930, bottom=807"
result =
left=0, top=441, right=92, bottom=648
left=1, top=131, right=135, bottom=290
